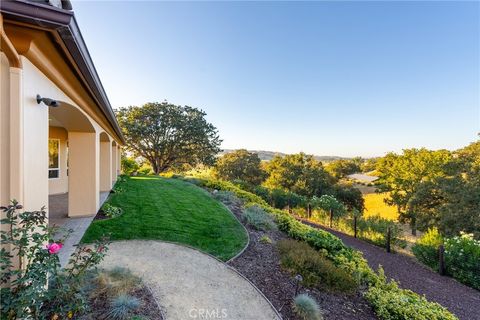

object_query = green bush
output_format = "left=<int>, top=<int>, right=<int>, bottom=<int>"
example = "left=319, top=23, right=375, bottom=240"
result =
left=365, top=269, right=456, bottom=320
left=293, top=294, right=323, bottom=320
left=137, top=163, right=153, bottom=175
left=357, top=215, right=407, bottom=249
left=121, top=157, right=139, bottom=175
left=259, top=235, right=272, bottom=244
left=277, top=239, right=357, bottom=292
left=243, top=205, right=277, bottom=231
left=413, top=229, right=480, bottom=290
left=270, top=189, right=306, bottom=209
left=102, top=203, right=123, bottom=218
left=412, top=228, right=443, bottom=270
left=444, top=233, right=480, bottom=290
left=192, top=178, right=269, bottom=206
left=93, top=267, right=142, bottom=298
left=106, top=294, right=140, bottom=320
left=212, top=190, right=243, bottom=207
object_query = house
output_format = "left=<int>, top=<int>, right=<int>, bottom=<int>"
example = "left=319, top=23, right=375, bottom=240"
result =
left=1, top=0, right=124, bottom=225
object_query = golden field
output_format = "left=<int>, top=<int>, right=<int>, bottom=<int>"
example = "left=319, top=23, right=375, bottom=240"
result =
left=363, top=192, right=399, bottom=221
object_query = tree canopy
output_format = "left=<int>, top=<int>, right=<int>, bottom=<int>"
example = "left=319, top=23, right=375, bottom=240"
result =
left=214, top=149, right=265, bottom=185
left=117, top=102, right=221, bottom=174
left=376, top=148, right=453, bottom=234
left=263, top=153, right=335, bottom=198
left=326, top=159, right=361, bottom=179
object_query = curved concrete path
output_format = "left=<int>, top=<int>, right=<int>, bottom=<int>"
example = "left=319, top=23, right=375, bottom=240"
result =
left=100, top=241, right=281, bottom=320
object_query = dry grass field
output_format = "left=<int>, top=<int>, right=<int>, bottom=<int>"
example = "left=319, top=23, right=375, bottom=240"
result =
left=363, top=192, right=399, bottom=221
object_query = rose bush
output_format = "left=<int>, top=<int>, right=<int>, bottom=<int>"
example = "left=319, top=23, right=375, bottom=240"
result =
left=0, top=201, right=110, bottom=319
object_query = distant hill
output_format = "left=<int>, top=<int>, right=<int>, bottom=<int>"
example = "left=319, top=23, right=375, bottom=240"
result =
left=219, top=149, right=348, bottom=162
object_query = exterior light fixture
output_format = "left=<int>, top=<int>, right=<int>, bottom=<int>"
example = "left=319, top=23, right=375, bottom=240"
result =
left=36, top=94, right=59, bottom=107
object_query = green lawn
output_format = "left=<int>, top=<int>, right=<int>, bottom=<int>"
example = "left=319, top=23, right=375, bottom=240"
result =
left=82, top=176, right=248, bottom=261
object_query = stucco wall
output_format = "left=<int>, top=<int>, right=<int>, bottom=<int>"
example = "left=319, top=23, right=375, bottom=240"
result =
left=22, top=57, right=50, bottom=212
left=48, top=126, right=68, bottom=195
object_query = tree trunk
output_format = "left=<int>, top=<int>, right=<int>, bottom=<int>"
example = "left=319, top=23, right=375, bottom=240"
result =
left=151, top=159, right=160, bottom=175
left=411, top=217, right=417, bottom=236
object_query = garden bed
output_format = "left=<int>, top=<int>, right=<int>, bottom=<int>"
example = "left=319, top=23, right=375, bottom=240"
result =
left=79, top=268, right=164, bottom=320
left=224, top=200, right=377, bottom=320
left=93, top=209, right=109, bottom=221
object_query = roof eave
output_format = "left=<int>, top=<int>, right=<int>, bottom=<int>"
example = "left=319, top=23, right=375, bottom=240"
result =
left=1, top=0, right=125, bottom=144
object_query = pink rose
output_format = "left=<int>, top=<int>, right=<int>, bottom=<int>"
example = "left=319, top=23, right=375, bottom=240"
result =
left=46, top=242, right=63, bottom=254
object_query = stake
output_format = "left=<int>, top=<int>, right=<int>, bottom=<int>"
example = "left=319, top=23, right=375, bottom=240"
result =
left=386, top=227, right=391, bottom=253
left=354, top=215, right=357, bottom=238
left=307, top=203, right=312, bottom=219
left=294, top=274, right=303, bottom=296
left=439, top=245, right=446, bottom=276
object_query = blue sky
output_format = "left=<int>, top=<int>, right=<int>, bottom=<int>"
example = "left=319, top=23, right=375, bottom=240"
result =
left=73, top=1, right=479, bottom=157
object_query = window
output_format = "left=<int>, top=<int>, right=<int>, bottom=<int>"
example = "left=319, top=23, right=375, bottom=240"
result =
left=49, top=139, right=60, bottom=179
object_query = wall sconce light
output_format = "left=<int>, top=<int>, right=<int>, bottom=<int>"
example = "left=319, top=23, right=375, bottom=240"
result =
left=36, top=94, right=59, bottom=107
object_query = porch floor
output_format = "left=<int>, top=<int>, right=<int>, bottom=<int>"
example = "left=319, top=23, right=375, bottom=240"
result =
left=49, top=191, right=110, bottom=267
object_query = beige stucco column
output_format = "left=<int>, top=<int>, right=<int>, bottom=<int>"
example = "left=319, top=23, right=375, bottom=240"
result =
left=9, top=67, right=24, bottom=204
left=100, top=134, right=112, bottom=191
left=68, top=131, right=99, bottom=217
left=117, top=146, right=121, bottom=175
left=111, top=142, right=117, bottom=183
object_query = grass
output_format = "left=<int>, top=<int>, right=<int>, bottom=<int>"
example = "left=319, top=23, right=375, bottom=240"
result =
left=82, top=176, right=248, bottom=261
left=363, top=192, right=398, bottom=221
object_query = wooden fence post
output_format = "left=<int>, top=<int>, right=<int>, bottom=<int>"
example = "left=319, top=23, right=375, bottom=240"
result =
left=386, top=227, right=391, bottom=253
left=354, top=215, right=357, bottom=238
left=307, top=203, right=312, bottom=219
left=439, top=245, right=446, bottom=276
left=329, top=209, right=333, bottom=228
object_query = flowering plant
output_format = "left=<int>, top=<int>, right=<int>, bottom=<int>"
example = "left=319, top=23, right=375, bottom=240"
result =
left=444, top=232, right=480, bottom=290
left=0, top=200, right=110, bottom=319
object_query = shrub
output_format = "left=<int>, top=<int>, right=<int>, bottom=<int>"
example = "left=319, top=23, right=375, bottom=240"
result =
left=357, top=215, right=406, bottom=249
left=270, top=189, right=306, bottom=209
left=277, top=239, right=357, bottom=292
left=0, top=201, right=109, bottom=319
left=444, top=233, right=480, bottom=290
left=121, top=157, right=139, bottom=175
left=365, top=269, right=456, bottom=320
left=293, top=294, right=323, bottom=320
left=190, top=178, right=269, bottom=206
left=412, top=228, right=443, bottom=270
left=106, top=294, right=140, bottom=320
left=243, top=205, right=277, bottom=231
left=102, top=203, right=123, bottom=218
left=259, top=235, right=272, bottom=244
left=93, top=267, right=142, bottom=298
left=138, top=163, right=153, bottom=175
left=212, top=190, right=243, bottom=207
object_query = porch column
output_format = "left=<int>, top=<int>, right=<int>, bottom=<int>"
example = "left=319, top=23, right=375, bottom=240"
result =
left=117, top=146, right=121, bottom=175
left=9, top=67, right=23, bottom=204
left=100, top=139, right=112, bottom=191
left=68, top=132, right=99, bottom=217
left=111, top=142, right=117, bottom=183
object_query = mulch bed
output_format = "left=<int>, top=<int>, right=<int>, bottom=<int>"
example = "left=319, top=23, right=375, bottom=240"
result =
left=93, top=209, right=109, bottom=221
left=224, top=202, right=377, bottom=320
left=83, top=285, right=164, bottom=319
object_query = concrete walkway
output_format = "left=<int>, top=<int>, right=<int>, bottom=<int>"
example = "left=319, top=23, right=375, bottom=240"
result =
left=49, top=192, right=110, bottom=266
left=100, top=241, right=281, bottom=320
